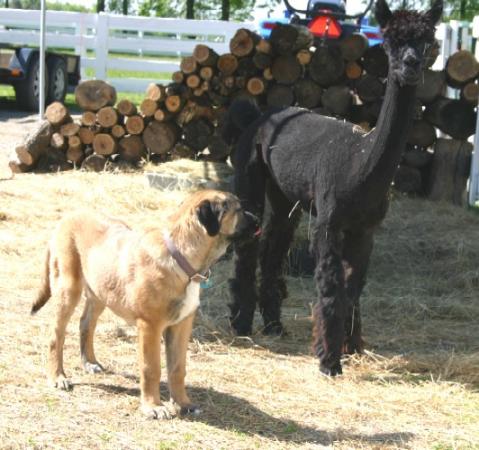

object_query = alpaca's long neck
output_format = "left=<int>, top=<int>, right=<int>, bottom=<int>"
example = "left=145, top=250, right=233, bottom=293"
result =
left=361, top=73, right=417, bottom=198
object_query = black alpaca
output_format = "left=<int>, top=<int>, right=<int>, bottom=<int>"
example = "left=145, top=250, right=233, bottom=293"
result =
left=226, top=0, right=443, bottom=376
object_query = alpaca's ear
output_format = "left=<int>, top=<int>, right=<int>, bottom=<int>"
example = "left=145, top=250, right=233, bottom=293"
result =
left=197, top=200, right=221, bottom=236
left=375, top=0, right=392, bottom=29
left=425, top=0, right=443, bottom=24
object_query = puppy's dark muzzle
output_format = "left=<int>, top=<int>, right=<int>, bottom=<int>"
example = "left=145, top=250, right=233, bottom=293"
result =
left=232, top=210, right=261, bottom=241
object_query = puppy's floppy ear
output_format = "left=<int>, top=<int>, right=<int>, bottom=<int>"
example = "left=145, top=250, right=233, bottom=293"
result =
left=375, top=0, right=392, bottom=29
left=197, top=200, right=220, bottom=237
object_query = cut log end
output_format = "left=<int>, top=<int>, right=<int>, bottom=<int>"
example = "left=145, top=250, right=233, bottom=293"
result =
left=180, top=56, right=198, bottom=75
left=229, top=28, right=257, bottom=57
left=140, top=98, right=158, bottom=117
left=217, top=53, right=239, bottom=75
left=116, top=99, right=137, bottom=116
left=119, top=134, right=145, bottom=162
left=75, top=80, right=117, bottom=112
left=193, top=45, right=218, bottom=66
left=143, top=121, right=179, bottom=154
left=81, top=111, right=96, bottom=127
left=96, top=106, right=119, bottom=128
left=45, top=102, right=70, bottom=126
left=246, top=77, right=266, bottom=96
left=81, top=154, right=107, bottom=172
left=92, top=133, right=117, bottom=156
left=125, top=115, right=145, bottom=135
left=446, top=50, right=479, bottom=86
left=146, top=83, right=166, bottom=102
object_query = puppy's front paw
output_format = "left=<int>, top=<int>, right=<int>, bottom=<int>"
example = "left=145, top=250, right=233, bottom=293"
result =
left=141, top=403, right=176, bottom=420
left=83, top=361, right=104, bottom=374
left=50, top=375, right=73, bottom=390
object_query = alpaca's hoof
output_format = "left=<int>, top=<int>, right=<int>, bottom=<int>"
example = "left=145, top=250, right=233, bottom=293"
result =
left=262, top=321, right=286, bottom=336
left=230, top=320, right=252, bottom=336
left=319, top=362, right=343, bottom=377
left=342, top=340, right=364, bottom=355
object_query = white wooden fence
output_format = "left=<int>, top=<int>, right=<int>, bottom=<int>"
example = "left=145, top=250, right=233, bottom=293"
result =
left=0, top=8, right=254, bottom=91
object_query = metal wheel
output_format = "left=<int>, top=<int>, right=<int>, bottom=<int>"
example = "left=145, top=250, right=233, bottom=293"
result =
left=14, top=54, right=48, bottom=111
left=47, top=56, right=67, bottom=104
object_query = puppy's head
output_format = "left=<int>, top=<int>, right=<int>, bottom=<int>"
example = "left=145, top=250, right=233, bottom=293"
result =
left=193, top=190, right=260, bottom=241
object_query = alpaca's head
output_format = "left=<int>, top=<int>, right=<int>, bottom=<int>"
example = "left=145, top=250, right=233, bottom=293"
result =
left=375, top=0, right=443, bottom=86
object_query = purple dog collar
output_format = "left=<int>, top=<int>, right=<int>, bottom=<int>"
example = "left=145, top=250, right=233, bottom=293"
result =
left=163, top=232, right=210, bottom=283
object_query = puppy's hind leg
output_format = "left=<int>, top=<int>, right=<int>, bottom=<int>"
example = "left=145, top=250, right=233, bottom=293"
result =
left=80, top=290, right=105, bottom=374
left=48, top=275, right=83, bottom=390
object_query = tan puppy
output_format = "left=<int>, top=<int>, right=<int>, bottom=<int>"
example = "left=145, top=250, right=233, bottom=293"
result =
left=31, top=189, right=259, bottom=419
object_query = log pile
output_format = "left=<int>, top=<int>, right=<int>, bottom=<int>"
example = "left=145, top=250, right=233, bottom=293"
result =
left=9, top=25, right=478, bottom=204
left=393, top=49, right=478, bottom=204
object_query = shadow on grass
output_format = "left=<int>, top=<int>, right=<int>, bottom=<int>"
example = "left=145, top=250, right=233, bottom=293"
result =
left=88, top=381, right=414, bottom=446
left=198, top=325, right=479, bottom=390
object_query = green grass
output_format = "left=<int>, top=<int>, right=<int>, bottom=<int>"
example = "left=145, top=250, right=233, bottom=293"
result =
left=84, top=68, right=172, bottom=80
left=0, top=85, right=15, bottom=99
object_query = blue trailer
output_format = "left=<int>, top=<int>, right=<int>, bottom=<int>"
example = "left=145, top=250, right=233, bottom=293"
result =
left=0, top=44, right=80, bottom=111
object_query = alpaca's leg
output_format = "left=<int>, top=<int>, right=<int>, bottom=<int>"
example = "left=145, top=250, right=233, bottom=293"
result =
left=229, top=145, right=265, bottom=336
left=342, top=229, right=374, bottom=354
left=258, top=182, right=301, bottom=335
left=229, top=239, right=260, bottom=335
left=311, top=224, right=346, bottom=376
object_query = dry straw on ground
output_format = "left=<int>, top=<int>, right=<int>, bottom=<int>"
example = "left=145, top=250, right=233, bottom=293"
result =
left=0, top=168, right=478, bottom=449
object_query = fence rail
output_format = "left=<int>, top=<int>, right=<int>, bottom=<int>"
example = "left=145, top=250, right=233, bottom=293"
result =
left=0, top=8, right=254, bottom=91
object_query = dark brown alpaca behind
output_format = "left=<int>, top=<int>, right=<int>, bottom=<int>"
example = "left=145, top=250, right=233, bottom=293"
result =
left=226, top=0, right=443, bottom=376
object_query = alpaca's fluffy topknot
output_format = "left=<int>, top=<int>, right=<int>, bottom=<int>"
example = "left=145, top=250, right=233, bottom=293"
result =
left=383, top=10, right=436, bottom=46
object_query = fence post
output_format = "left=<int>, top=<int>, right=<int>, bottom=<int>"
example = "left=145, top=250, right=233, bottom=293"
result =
left=468, top=16, right=479, bottom=205
left=461, top=22, right=472, bottom=51
left=75, top=13, right=88, bottom=80
left=95, top=12, right=108, bottom=80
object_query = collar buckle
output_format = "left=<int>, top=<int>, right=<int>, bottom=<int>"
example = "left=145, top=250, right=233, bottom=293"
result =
left=190, top=269, right=211, bottom=284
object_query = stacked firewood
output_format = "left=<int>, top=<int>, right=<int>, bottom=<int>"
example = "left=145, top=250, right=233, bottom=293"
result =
left=9, top=25, right=479, bottom=204
left=10, top=80, right=124, bottom=173
left=392, top=49, right=478, bottom=203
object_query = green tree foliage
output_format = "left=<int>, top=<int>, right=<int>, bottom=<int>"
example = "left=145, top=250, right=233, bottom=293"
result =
left=365, top=0, right=479, bottom=20
left=108, top=0, right=133, bottom=14
left=4, top=0, right=260, bottom=21
left=137, top=0, right=256, bottom=20
left=445, top=0, right=479, bottom=20
left=8, top=0, right=39, bottom=7
left=5, top=0, right=92, bottom=10
left=188, top=0, right=257, bottom=20
left=255, top=0, right=282, bottom=16
left=138, top=0, right=178, bottom=16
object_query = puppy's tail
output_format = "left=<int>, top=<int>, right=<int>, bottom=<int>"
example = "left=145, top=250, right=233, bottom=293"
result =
left=31, top=247, right=52, bottom=315
left=221, top=98, right=261, bottom=146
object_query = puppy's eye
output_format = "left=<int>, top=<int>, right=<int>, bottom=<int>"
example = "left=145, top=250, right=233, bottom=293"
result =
left=222, top=201, right=229, bottom=212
